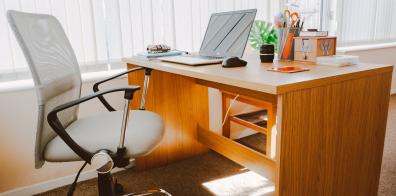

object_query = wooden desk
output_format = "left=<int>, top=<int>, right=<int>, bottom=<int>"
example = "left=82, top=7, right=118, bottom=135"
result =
left=123, top=54, right=393, bottom=196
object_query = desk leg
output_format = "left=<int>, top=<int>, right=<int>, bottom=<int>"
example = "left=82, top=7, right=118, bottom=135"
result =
left=127, top=64, right=209, bottom=170
left=221, top=93, right=231, bottom=138
left=276, top=72, right=392, bottom=196
left=266, top=104, right=277, bottom=159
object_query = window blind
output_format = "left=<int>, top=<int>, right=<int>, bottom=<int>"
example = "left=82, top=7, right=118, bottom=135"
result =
left=337, top=0, right=396, bottom=46
left=0, top=0, right=108, bottom=74
left=0, top=0, right=279, bottom=76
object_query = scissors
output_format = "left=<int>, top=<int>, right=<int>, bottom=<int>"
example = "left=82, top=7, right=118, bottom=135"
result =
left=283, top=10, right=300, bottom=28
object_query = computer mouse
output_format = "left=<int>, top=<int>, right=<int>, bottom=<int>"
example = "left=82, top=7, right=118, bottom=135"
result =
left=222, top=57, right=247, bottom=68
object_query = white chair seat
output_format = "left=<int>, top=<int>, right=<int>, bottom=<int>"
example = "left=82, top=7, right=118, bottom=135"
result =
left=44, top=110, right=164, bottom=162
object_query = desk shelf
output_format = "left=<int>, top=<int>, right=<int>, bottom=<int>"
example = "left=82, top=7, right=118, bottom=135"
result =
left=222, top=91, right=277, bottom=158
left=235, top=133, right=267, bottom=155
left=230, top=110, right=268, bottom=135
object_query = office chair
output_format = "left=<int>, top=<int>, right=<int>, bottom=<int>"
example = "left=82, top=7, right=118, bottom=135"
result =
left=7, top=10, right=169, bottom=196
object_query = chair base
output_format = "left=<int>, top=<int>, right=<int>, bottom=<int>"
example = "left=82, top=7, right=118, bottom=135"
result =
left=97, top=171, right=171, bottom=196
left=97, top=172, right=117, bottom=195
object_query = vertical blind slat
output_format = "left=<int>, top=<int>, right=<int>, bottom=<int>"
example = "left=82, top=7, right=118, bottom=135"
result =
left=119, top=0, right=133, bottom=57
left=79, top=0, right=97, bottom=62
left=173, top=0, right=193, bottom=51
left=20, top=0, right=36, bottom=13
left=162, top=0, right=176, bottom=49
left=104, top=0, right=123, bottom=60
left=191, top=0, right=201, bottom=51
left=91, top=0, right=108, bottom=61
left=65, top=0, right=85, bottom=61
left=4, top=0, right=27, bottom=70
left=151, top=0, right=165, bottom=44
left=0, top=0, right=14, bottom=71
left=36, top=0, right=51, bottom=14
left=130, top=0, right=144, bottom=53
left=140, top=0, right=154, bottom=48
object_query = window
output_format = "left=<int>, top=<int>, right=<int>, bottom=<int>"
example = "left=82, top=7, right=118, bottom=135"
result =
left=336, top=0, right=396, bottom=46
left=285, top=0, right=323, bottom=30
left=0, top=0, right=279, bottom=81
left=0, top=0, right=109, bottom=76
left=289, top=0, right=396, bottom=46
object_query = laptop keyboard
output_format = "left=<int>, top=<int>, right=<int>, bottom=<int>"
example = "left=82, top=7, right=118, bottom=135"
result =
left=190, top=55, right=224, bottom=60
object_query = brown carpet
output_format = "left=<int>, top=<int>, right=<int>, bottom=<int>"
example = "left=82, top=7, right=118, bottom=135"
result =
left=39, top=96, right=396, bottom=196
left=378, top=95, right=396, bottom=196
left=38, top=152, right=254, bottom=196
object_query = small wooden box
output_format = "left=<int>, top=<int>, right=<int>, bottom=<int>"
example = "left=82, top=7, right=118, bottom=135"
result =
left=294, top=36, right=337, bottom=62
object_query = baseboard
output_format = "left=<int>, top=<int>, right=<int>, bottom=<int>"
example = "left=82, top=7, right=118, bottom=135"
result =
left=0, top=162, right=132, bottom=196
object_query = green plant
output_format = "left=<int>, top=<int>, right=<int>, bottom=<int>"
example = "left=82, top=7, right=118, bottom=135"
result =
left=249, top=20, right=278, bottom=51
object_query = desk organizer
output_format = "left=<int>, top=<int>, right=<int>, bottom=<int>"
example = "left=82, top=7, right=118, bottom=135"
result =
left=294, top=36, right=336, bottom=62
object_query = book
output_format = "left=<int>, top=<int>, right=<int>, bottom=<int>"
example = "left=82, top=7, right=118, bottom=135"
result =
left=299, top=31, right=328, bottom=37
left=137, top=50, right=183, bottom=58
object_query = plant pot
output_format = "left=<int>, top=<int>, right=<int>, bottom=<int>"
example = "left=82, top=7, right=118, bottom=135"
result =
left=260, top=44, right=274, bottom=63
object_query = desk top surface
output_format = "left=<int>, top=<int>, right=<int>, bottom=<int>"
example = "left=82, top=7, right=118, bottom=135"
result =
left=123, top=53, right=393, bottom=95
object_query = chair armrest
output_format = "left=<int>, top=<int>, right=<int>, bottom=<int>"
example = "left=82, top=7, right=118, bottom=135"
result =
left=47, top=86, right=140, bottom=163
left=93, top=67, right=145, bottom=111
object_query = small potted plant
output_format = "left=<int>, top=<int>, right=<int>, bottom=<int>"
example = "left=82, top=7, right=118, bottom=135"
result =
left=248, top=20, right=278, bottom=62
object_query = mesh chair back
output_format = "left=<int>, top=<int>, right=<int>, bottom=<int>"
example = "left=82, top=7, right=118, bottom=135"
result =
left=7, top=10, right=82, bottom=168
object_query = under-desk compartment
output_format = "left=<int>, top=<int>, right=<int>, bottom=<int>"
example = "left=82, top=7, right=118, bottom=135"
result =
left=230, top=110, right=268, bottom=134
left=222, top=91, right=277, bottom=159
left=235, top=133, right=267, bottom=155
left=197, top=126, right=276, bottom=181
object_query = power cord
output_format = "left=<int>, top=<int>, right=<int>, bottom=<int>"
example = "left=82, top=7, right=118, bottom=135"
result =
left=222, top=94, right=240, bottom=127
left=67, top=161, right=88, bottom=196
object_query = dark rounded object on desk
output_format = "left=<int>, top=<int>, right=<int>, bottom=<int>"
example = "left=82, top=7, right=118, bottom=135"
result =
left=260, top=54, right=274, bottom=63
left=260, top=44, right=275, bottom=54
left=222, top=56, right=247, bottom=68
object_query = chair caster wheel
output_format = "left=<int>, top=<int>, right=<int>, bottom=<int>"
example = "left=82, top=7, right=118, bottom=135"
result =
left=114, top=180, right=124, bottom=194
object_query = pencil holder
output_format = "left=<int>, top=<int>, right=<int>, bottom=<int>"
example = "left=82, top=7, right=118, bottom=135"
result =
left=278, top=27, right=300, bottom=61
left=260, top=44, right=274, bottom=63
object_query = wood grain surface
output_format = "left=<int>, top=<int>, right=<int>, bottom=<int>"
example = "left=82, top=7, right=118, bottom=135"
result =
left=197, top=126, right=276, bottom=181
left=123, top=54, right=392, bottom=94
left=127, top=64, right=209, bottom=170
left=277, top=72, right=392, bottom=196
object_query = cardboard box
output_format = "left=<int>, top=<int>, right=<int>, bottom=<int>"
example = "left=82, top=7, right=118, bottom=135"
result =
left=294, top=36, right=336, bottom=62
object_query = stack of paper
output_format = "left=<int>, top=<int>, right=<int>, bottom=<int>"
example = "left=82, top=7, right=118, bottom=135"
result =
left=317, top=55, right=359, bottom=67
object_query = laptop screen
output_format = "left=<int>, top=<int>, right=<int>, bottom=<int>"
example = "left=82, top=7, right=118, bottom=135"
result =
left=199, top=9, right=257, bottom=58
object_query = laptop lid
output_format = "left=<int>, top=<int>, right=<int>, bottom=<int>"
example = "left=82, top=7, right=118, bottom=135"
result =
left=199, top=9, right=257, bottom=58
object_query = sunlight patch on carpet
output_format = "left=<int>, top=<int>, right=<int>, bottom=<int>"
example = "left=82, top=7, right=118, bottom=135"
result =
left=202, top=171, right=275, bottom=195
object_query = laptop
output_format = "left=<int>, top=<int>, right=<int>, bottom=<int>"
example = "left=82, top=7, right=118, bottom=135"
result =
left=159, top=9, right=257, bottom=65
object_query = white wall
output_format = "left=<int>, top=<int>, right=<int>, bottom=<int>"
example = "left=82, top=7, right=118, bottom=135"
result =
left=0, top=77, right=127, bottom=193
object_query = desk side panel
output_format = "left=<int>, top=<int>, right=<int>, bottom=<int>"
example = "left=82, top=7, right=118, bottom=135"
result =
left=277, top=71, right=392, bottom=196
left=127, top=64, right=209, bottom=169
